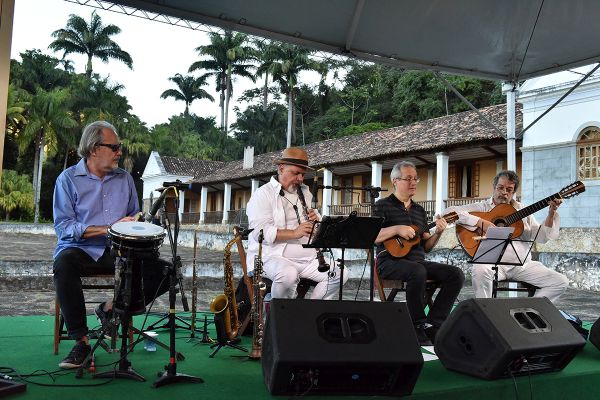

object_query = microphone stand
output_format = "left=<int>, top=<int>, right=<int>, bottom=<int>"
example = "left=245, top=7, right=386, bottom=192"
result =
left=154, top=191, right=203, bottom=388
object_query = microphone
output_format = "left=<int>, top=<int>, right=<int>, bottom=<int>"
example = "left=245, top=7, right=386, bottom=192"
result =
left=162, top=180, right=202, bottom=193
left=146, top=189, right=169, bottom=222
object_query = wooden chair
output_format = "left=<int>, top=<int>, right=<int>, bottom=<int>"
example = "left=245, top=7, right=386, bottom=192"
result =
left=54, top=273, right=115, bottom=355
left=372, top=253, right=440, bottom=308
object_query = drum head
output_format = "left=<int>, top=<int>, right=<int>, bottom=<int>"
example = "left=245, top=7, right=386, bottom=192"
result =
left=110, top=221, right=165, bottom=238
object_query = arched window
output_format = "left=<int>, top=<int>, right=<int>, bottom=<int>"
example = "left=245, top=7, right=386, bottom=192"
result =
left=577, top=126, right=600, bottom=180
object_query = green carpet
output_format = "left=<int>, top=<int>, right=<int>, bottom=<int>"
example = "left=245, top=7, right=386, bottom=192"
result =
left=0, top=314, right=599, bottom=400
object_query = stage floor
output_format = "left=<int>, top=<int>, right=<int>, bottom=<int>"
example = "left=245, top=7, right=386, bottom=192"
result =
left=1, top=311, right=599, bottom=400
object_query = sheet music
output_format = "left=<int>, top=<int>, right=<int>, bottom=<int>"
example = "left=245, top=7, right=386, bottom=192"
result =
left=471, top=227, right=515, bottom=263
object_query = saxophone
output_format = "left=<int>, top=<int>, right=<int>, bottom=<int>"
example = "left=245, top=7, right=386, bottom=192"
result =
left=209, top=233, right=241, bottom=340
left=249, top=229, right=267, bottom=360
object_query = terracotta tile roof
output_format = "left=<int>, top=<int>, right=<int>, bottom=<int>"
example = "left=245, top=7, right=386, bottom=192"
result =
left=161, top=155, right=225, bottom=176
left=192, top=103, right=520, bottom=184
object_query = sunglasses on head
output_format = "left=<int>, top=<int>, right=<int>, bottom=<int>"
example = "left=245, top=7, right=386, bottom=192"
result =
left=96, top=143, right=122, bottom=152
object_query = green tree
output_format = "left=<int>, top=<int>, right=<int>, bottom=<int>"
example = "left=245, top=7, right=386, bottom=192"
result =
left=232, top=103, right=287, bottom=153
left=5, top=84, right=29, bottom=136
left=19, top=88, right=77, bottom=223
left=0, top=170, right=34, bottom=221
left=267, top=43, right=320, bottom=147
left=160, top=73, right=214, bottom=115
left=49, top=11, right=133, bottom=77
left=189, top=31, right=255, bottom=131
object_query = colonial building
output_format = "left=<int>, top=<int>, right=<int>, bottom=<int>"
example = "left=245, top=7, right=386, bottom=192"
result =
left=142, top=103, right=523, bottom=225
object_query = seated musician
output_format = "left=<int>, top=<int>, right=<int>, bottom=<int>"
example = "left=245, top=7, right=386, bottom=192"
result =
left=53, top=121, right=169, bottom=369
left=373, top=161, right=464, bottom=346
left=445, top=170, right=568, bottom=302
left=245, top=147, right=347, bottom=299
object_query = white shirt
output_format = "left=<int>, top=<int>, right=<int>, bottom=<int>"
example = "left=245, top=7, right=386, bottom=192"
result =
left=246, top=176, right=317, bottom=269
left=445, top=197, right=560, bottom=263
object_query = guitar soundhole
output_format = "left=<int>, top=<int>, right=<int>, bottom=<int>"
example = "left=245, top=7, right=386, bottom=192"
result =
left=494, top=219, right=507, bottom=227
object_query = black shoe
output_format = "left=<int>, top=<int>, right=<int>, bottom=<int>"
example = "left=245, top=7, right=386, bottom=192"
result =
left=414, top=324, right=433, bottom=346
left=58, top=341, right=91, bottom=369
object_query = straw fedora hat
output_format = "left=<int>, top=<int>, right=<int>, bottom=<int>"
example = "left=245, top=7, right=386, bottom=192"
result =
left=274, top=147, right=314, bottom=170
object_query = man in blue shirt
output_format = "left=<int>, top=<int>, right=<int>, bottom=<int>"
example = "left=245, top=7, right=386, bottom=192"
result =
left=53, top=121, right=169, bottom=369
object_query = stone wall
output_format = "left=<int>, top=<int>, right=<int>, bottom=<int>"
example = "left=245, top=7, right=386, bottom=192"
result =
left=1, top=223, right=599, bottom=291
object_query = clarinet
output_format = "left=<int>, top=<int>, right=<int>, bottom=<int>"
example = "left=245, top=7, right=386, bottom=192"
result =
left=297, top=186, right=330, bottom=273
left=249, top=229, right=266, bottom=360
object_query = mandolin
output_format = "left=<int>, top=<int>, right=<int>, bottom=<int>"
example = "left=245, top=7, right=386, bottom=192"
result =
left=456, top=180, right=585, bottom=257
left=383, top=212, right=459, bottom=258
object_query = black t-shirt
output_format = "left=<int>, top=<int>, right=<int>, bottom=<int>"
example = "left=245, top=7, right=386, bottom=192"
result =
left=373, top=194, right=428, bottom=261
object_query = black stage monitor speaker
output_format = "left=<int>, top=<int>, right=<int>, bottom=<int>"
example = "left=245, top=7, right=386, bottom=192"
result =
left=435, top=297, right=586, bottom=380
left=261, top=299, right=423, bottom=396
left=590, top=317, right=600, bottom=350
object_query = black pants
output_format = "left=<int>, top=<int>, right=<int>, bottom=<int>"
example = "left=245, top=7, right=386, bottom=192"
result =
left=378, top=255, right=464, bottom=327
left=53, top=247, right=170, bottom=340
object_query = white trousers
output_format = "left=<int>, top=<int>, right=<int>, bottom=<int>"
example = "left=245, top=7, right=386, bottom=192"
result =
left=262, top=254, right=348, bottom=300
left=472, top=261, right=569, bottom=303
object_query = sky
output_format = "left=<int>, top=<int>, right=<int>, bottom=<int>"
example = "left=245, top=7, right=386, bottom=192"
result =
left=9, top=0, right=322, bottom=128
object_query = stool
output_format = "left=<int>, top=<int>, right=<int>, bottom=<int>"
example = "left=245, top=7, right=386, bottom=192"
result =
left=53, top=273, right=114, bottom=355
left=492, top=280, right=539, bottom=298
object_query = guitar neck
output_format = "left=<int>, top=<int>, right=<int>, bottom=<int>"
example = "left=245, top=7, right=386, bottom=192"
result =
left=505, top=193, right=560, bottom=225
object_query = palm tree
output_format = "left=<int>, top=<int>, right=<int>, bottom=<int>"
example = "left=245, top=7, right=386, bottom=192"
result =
left=253, top=39, right=278, bottom=111
left=189, top=31, right=255, bottom=132
left=113, top=115, right=151, bottom=172
left=160, top=73, right=214, bottom=115
left=49, top=11, right=133, bottom=77
left=268, top=43, right=320, bottom=147
left=6, top=85, right=29, bottom=135
left=0, top=170, right=34, bottom=221
left=19, top=88, right=77, bottom=223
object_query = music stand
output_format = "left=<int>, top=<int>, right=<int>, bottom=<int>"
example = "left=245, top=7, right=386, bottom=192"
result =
left=469, top=227, right=537, bottom=297
left=304, top=213, right=383, bottom=300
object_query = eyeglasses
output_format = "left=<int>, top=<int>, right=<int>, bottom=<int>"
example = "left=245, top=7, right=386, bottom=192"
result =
left=395, top=176, right=420, bottom=183
left=97, top=143, right=122, bottom=152
left=495, top=185, right=515, bottom=194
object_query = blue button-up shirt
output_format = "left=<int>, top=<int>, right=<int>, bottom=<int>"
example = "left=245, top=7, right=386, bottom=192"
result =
left=53, top=159, right=139, bottom=261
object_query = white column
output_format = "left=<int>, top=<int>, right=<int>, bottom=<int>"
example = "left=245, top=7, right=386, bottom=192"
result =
left=435, top=152, right=449, bottom=216
left=332, top=176, right=339, bottom=206
left=371, top=161, right=382, bottom=188
left=199, top=186, right=208, bottom=224
left=222, top=182, right=232, bottom=224
left=504, top=82, right=517, bottom=171
left=322, top=168, right=333, bottom=216
left=496, top=159, right=504, bottom=173
left=177, top=190, right=185, bottom=221
left=0, top=0, right=15, bottom=187
left=251, top=178, right=260, bottom=194
left=427, top=167, right=434, bottom=200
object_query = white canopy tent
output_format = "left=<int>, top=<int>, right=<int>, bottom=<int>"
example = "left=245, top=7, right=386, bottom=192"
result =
left=100, top=0, right=600, bottom=82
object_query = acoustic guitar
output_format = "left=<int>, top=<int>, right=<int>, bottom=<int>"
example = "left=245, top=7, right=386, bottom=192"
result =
left=383, top=212, right=459, bottom=258
left=456, top=181, right=585, bottom=257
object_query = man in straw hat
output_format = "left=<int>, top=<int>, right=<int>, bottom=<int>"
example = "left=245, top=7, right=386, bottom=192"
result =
left=245, top=147, right=347, bottom=299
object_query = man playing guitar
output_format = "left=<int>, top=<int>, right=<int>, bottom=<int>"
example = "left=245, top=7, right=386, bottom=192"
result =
left=445, top=170, right=568, bottom=302
left=374, top=161, right=464, bottom=346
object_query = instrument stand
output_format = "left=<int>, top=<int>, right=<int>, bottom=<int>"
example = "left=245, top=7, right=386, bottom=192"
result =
left=305, top=212, right=383, bottom=301
left=208, top=313, right=248, bottom=358
left=153, top=193, right=203, bottom=388
left=94, top=257, right=145, bottom=382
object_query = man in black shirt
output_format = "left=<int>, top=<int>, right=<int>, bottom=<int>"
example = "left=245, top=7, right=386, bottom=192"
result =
left=373, top=161, right=464, bottom=345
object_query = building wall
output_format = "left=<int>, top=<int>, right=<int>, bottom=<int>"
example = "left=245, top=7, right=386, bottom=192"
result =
left=520, top=71, right=600, bottom=228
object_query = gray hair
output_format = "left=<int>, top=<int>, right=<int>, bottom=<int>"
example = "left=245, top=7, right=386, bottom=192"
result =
left=77, top=121, right=118, bottom=159
left=390, top=161, right=416, bottom=182
left=493, top=170, right=520, bottom=191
